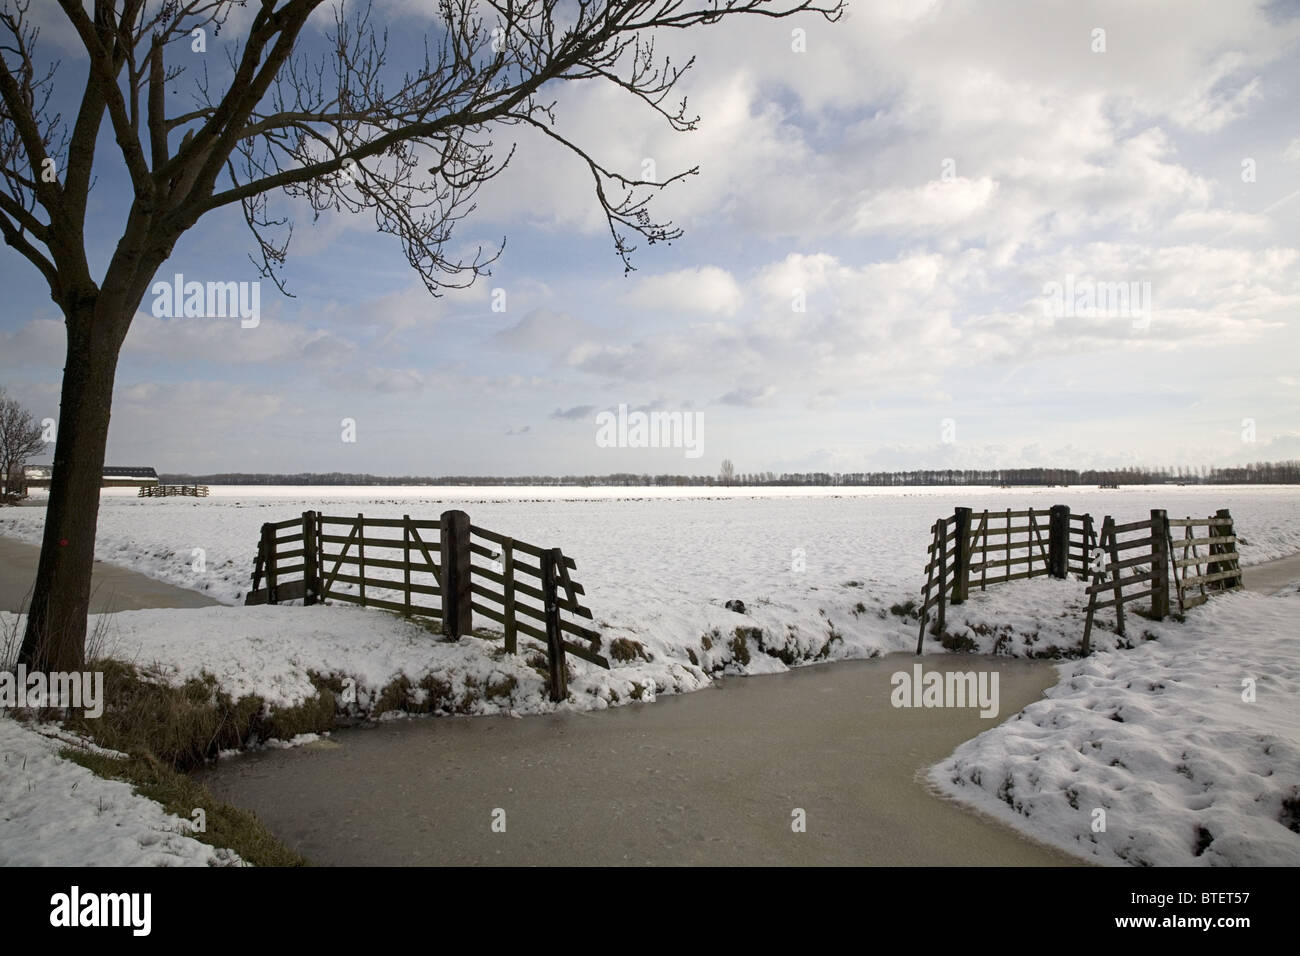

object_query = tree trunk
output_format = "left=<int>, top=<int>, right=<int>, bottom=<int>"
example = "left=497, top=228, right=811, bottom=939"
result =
left=18, top=300, right=122, bottom=672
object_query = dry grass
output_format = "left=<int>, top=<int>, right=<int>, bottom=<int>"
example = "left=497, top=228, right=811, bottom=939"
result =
left=60, top=748, right=306, bottom=867
left=54, top=660, right=338, bottom=771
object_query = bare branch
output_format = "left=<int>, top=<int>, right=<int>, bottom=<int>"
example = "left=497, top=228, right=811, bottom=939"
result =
left=0, top=206, right=59, bottom=291
left=1, top=0, right=844, bottom=306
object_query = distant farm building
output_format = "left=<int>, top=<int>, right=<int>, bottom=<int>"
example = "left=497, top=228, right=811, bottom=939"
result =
left=21, top=465, right=159, bottom=490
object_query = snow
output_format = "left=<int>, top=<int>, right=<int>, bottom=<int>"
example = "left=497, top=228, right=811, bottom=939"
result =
left=0, top=716, right=243, bottom=866
left=928, top=583, right=1300, bottom=866
left=13, top=603, right=694, bottom=716
left=3, top=485, right=1297, bottom=678
left=3, top=484, right=1298, bottom=866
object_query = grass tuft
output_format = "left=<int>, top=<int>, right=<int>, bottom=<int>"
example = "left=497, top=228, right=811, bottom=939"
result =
left=889, top=599, right=917, bottom=618
left=59, top=661, right=338, bottom=771
left=730, top=627, right=759, bottom=666
left=608, top=637, right=649, bottom=662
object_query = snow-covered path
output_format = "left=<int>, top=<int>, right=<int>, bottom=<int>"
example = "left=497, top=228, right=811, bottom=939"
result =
left=0, top=536, right=220, bottom=613
left=1242, top=551, right=1300, bottom=595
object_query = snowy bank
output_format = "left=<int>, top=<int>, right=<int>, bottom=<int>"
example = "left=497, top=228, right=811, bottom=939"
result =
left=929, top=585, right=1300, bottom=866
left=0, top=718, right=242, bottom=866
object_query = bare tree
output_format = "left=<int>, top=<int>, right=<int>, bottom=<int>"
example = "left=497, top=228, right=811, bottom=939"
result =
left=1, top=0, right=842, bottom=669
left=719, top=458, right=734, bottom=485
left=0, top=386, right=45, bottom=496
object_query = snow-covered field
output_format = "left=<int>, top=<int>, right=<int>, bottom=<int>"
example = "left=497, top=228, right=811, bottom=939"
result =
left=3, top=484, right=1299, bottom=676
left=2, top=484, right=1298, bottom=866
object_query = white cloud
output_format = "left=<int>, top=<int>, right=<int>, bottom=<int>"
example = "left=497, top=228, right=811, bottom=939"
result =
left=494, top=309, right=603, bottom=353
left=620, top=266, right=744, bottom=316
left=853, top=177, right=998, bottom=233
left=122, top=312, right=356, bottom=368
left=718, top=384, right=777, bottom=407
left=0, top=319, right=63, bottom=369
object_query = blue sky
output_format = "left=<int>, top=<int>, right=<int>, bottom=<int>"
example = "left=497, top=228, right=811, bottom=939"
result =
left=2, top=0, right=1299, bottom=476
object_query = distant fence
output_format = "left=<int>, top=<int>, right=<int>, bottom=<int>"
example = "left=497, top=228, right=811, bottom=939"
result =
left=244, top=509, right=609, bottom=701
left=138, top=484, right=209, bottom=497
left=918, top=505, right=1241, bottom=654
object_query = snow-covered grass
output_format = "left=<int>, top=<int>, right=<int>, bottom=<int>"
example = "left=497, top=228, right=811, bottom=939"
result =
left=0, top=718, right=243, bottom=866
left=3, top=484, right=1298, bottom=681
left=2, top=603, right=699, bottom=717
left=928, top=582, right=1300, bottom=866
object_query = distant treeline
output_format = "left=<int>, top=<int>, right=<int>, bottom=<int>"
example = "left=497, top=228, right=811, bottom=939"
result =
left=160, top=461, right=1300, bottom=487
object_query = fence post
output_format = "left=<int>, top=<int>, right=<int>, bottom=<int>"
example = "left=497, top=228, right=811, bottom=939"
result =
left=1150, top=509, right=1169, bottom=619
left=980, top=509, right=989, bottom=591
left=1083, top=514, right=1095, bottom=580
left=250, top=534, right=265, bottom=596
left=1108, top=519, right=1125, bottom=637
left=1049, top=504, right=1070, bottom=579
left=935, top=516, right=948, bottom=635
left=1224, top=508, right=1242, bottom=590
left=542, top=547, right=568, bottom=703
left=356, top=512, right=366, bottom=606
left=1211, top=508, right=1240, bottom=591
left=440, top=509, right=472, bottom=639
left=402, top=515, right=411, bottom=617
left=1026, top=508, right=1037, bottom=574
left=260, top=522, right=278, bottom=604
left=316, top=513, right=324, bottom=598
left=502, top=537, right=516, bottom=655
left=951, top=507, right=972, bottom=604
left=916, top=520, right=938, bottom=655
left=302, top=510, right=318, bottom=605
left=1205, top=511, right=1221, bottom=590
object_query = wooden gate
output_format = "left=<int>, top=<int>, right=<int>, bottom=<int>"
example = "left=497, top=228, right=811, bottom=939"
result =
left=1168, top=510, right=1242, bottom=611
left=245, top=509, right=609, bottom=701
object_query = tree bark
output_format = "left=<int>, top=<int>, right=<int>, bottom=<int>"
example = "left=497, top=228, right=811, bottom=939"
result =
left=18, top=298, right=123, bottom=672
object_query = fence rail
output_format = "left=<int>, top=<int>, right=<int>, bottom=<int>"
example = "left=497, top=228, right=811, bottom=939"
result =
left=245, top=509, right=608, bottom=701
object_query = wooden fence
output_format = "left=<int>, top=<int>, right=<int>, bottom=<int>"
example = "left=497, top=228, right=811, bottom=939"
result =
left=917, top=505, right=1092, bottom=652
left=138, top=484, right=209, bottom=497
left=919, top=505, right=1240, bottom=655
left=1080, top=511, right=1166, bottom=653
left=1170, top=509, right=1242, bottom=611
left=1080, top=508, right=1243, bottom=651
left=244, top=509, right=609, bottom=701
left=467, top=523, right=606, bottom=674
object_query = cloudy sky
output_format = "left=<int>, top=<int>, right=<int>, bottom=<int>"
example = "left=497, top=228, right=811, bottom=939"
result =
left=2, top=0, right=1299, bottom=476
